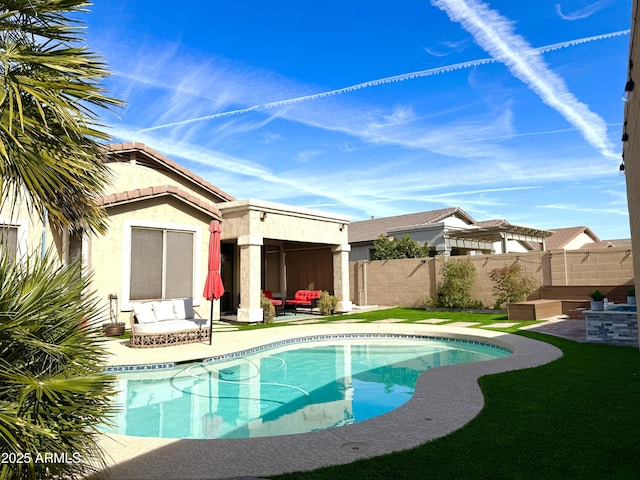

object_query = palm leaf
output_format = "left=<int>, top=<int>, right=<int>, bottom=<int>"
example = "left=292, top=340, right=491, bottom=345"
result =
left=0, top=0, right=124, bottom=234
left=0, top=249, right=116, bottom=479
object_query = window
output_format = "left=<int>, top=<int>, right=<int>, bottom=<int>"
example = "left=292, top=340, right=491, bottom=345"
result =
left=129, top=227, right=194, bottom=300
left=0, top=224, right=18, bottom=260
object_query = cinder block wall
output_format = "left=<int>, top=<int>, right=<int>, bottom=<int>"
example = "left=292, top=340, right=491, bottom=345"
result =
left=351, top=258, right=433, bottom=308
left=349, top=248, right=633, bottom=308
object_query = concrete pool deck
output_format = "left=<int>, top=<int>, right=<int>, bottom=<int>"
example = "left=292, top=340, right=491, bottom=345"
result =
left=93, top=320, right=568, bottom=480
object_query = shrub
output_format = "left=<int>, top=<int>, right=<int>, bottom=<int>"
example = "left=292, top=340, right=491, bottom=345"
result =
left=489, top=263, right=539, bottom=309
left=261, top=293, right=275, bottom=324
left=432, top=258, right=478, bottom=308
left=371, top=234, right=429, bottom=260
left=318, top=291, right=339, bottom=316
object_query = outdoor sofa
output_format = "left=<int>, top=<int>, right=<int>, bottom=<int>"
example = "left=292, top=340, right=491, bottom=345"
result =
left=285, top=290, right=322, bottom=314
left=129, top=298, right=209, bottom=348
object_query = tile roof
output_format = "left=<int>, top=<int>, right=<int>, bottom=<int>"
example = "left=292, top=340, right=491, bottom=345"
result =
left=348, top=207, right=474, bottom=243
left=545, top=226, right=601, bottom=250
left=96, top=185, right=222, bottom=219
left=579, top=241, right=615, bottom=249
left=474, top=219, right=510, bottom=228
left=603, top=238, right=633, bottom=248
left=104, top=142, right=236, bottom=203
left=578, top=238, right=632, bottom=250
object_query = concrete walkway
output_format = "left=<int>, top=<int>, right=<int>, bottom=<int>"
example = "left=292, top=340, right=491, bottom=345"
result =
left=92, top=319, right=570, bottom=480
left=520, top=316, right=587, bottom=342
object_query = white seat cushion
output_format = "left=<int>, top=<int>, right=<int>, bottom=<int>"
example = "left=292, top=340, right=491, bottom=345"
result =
left=152, top=301, right=176, bottom=321
left=173, top=298, right=195, bottom=320
left=132, top=302, right=156, bottom=324
left=133, top=319, right=209, bottom=334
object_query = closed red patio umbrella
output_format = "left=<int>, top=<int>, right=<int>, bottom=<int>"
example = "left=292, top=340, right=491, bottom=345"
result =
left=203, top=220, right=225, bottom=345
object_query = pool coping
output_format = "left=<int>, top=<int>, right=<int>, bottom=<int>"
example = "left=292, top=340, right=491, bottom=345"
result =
left=93, top=323, right=562, bottom=480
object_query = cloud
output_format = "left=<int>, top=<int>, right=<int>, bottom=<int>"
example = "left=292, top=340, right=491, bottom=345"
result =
left=431, top=0, right=619, bottom=160
left=540, top=203, right=629, bottom=216
left=555, top=1, right=610, bottom=21
left=136, top=27, right=628, bottom=160
left=423, top=186, right=541, bottom=198
left=285, top=101, right=515, bottom=158
left=106, top=114, right=619, bottom=225
left=295, top=149, right=324, bottom=163
left=424, top=38, right=470, bottom=57
left=136, top=55, right=495, bottom=133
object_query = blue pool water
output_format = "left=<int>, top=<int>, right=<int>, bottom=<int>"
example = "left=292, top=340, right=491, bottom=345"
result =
left=103, top=335, right=510, bottom=439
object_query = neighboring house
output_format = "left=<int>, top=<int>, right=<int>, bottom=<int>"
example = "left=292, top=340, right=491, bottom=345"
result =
left=576, top=237, right=632, bottom=251
left=600, top=238, right=633, bottom=249
left=0, top=142, right=352, bottom=324
left=545, top=226, right=603, bottom=251
left=348, top=207, right=552, bottom=261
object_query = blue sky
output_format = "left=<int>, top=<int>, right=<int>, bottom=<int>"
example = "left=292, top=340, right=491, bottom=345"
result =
left=86, top=0, right=633, bottom=240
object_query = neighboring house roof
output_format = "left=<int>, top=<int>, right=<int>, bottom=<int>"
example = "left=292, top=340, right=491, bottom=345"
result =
left=546, top=226, right=601, bottom=250
left=578, top=238, right=633, bottom=250
left=474, top=219, right=510, bottom=228
left=97, top=185, right=222, bottom=219
left=104, top=142, right=236, bottom=203
left=602, top=238, right=633, bottom=249
left=579, top=241, right=615, bottom=250
left=349, top=207, right=474, bottom=243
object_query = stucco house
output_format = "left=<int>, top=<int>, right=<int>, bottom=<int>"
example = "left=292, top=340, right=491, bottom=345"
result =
left=0, top=142, right=352, bottom=325
left=544, top=226, right=605, bottom=251
left=348, top=207, right=552, bottom=261
left=543, top=226, right=633, bottom=251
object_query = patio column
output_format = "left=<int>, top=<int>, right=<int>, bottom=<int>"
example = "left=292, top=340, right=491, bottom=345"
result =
left=237, top=235, right=263, bottom=323
left=500, top=233, right=509, bottom=254
left=332, top=243, right=352, bottom=312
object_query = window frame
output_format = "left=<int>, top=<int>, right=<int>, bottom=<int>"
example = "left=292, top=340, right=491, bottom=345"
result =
left=122, top=220, right=201, bottom=310
left=0, top=217, right=29, bottom=261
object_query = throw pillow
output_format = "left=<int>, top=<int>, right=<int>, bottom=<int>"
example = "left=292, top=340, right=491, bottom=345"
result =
left=173, top=298, right=194, bottom=320
left=152, top=301, right=177, bottom=322
left=132, top=302, right=156, bottom=324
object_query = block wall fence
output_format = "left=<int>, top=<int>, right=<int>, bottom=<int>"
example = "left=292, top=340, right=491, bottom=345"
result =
left=349, top=248, right=634, bottom=308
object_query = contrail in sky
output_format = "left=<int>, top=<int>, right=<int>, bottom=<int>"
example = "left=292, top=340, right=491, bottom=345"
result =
left=138, top=28, right=629, bottom=135
left=432, top=0, right=620, bottom=159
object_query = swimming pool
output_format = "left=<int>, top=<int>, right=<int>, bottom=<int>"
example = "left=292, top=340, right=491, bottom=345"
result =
left=103, top=334, right=510, bottom=439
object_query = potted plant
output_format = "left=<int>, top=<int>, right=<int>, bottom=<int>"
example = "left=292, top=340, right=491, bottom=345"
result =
left=103, top=321, right=125, bottom=336
left=589, top=290, right=605, bottom=311
left=627, top=286, right=636, bottom=305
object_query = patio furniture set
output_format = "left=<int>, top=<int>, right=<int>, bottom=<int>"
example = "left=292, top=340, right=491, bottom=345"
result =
left=263, top=289, right=322, bottom=316
left=128, top=290, right=323, bottom=348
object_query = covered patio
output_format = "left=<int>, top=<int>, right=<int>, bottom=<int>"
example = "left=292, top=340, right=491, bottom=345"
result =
left=218, top=199, right=352, bottom=323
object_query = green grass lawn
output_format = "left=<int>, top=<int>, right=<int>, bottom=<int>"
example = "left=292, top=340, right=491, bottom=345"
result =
left=239, top=307, right=539, bottom=333
left=265, top=310, right=640, bottom=480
